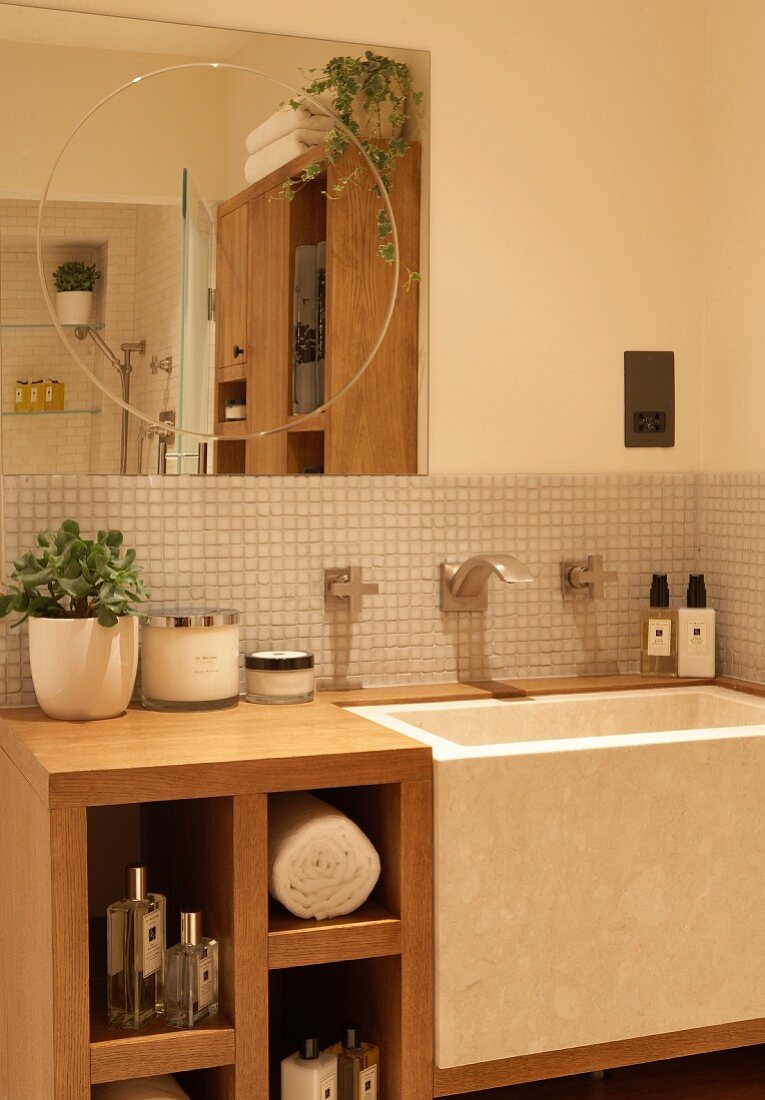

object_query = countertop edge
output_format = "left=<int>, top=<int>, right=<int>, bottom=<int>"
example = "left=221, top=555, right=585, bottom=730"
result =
left=5, top=674, right=765, bottom=807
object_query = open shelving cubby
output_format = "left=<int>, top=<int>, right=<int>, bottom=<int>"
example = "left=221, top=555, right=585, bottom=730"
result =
left=86, top=798, right=237, bottom=1088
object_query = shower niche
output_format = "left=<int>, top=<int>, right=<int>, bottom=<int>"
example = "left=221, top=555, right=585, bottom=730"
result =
left=0, top=196, right=196, bottom=475
left=0, top=230, right=110, bottom=474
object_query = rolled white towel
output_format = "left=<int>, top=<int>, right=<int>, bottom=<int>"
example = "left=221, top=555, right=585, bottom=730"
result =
left=245, top=101, right=334, bottom=156
left=92, top=1076, right=189, bottom=1099
left=269, top=792, right=381, bottom=921
left=244, top=131, right=328, bottom=186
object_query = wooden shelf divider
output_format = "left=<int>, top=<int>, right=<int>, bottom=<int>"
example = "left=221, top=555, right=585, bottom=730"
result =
left=215, top=419, right=247, bottom=436
left=89, top=1009, right=235, bottom=1085
left=216, top=364, right=248, bottom=385
left=287, top=412, right=325, bottom=433
left=268, top=901, right=402, bottom=969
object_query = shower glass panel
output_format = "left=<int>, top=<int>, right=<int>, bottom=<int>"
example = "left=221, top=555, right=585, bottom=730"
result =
left=178, top=167, right=214, bottom=473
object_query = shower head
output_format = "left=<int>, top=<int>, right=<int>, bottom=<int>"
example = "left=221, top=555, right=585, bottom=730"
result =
left=73, top=325, right=121, bottom=367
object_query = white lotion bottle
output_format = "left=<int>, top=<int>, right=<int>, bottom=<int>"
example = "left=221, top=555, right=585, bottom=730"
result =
left=282, top=1037, right=338, bottom=1100
left=677, top=574, right=715, bottom=678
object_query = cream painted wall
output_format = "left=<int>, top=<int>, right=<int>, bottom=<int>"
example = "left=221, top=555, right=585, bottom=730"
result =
left=703, top=0, right=765, bottom=470
left=6, top=0, right=711, bottom=473
left=0, top=38, right=227, bottom=199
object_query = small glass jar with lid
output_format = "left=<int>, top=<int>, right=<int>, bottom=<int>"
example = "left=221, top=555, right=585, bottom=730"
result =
left=140, top=609, right=240, bottom=711
left=245, top=651, right=314, bottom=705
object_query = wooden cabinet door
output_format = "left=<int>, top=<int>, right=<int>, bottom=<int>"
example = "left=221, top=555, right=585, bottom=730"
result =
left=325, top=144, right=420, bottom=474
left=216, top=203, right=249, bottom=372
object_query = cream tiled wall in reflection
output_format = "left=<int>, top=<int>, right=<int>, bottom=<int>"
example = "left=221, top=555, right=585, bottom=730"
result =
left=0, top=472, right=699, bottom=706
left=130, top=204, right=181, bottom=474
left=0, top=197, right=192, bottom=476
left=0, top=198, right=137, bottom=474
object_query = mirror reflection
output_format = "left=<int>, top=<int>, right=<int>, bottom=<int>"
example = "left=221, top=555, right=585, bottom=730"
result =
left=0, top=7, right=429, bottom=475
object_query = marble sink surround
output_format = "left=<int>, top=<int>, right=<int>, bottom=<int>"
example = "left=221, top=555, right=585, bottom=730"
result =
left=353, top=686, right=765, bottom=1069
left=353, top=686, right=765, bottom=756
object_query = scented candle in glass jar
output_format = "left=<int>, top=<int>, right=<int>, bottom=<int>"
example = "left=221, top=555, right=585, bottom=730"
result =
left=140, top=609, right=240, bottom=711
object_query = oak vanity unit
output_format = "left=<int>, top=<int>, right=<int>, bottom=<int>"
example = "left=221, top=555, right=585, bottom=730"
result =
left=0, top=700, right=432, bottom=1100
left=6, top=678, right=765, bottom=1100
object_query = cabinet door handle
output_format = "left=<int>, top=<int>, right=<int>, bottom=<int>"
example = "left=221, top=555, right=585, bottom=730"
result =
left=232, top=344, right=245, bottom=359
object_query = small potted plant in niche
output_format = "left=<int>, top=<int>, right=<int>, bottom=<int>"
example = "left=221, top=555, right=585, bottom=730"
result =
left=0, top=520, right=147, bottom=720
left=52, top=260, right=101, bottom=326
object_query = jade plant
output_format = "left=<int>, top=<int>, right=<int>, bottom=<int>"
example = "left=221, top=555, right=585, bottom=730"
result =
left=0, top=519, right=147, bottom=628
left=279, top=51, right=423, bottom=284
left=52, top=261, right=101, bottom=292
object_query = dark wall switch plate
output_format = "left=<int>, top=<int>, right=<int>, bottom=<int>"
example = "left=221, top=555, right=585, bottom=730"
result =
left=624, top=351, right=675, bottom=447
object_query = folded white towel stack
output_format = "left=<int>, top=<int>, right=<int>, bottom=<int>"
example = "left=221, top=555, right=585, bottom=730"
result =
left=245, top=98, right=334, bottom=156
left=244, top=130, right=328, bottom=186
left=269, top=792, right=381, bottom=921
left=92, top=1076, right=189, bottom=1099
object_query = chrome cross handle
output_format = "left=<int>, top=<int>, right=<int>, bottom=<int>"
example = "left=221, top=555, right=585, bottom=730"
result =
left=324, top=566, right=380, bottom=616
left=561, top=554, right=618, bottom=600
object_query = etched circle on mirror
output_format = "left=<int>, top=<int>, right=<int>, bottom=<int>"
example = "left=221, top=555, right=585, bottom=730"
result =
left=35, top=62, right=408, bottom=474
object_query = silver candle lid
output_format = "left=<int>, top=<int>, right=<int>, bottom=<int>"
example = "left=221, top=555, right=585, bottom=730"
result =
left=141, top=608, right=240, bottom=628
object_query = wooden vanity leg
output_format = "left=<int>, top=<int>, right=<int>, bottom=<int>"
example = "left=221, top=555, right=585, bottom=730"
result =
left=401, top=778, right=434, bottom=1100
left=50, top=806, right=90, bottom=1099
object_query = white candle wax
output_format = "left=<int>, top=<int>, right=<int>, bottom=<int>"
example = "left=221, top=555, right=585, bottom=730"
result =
left=141, top=612, right=240, bottom=708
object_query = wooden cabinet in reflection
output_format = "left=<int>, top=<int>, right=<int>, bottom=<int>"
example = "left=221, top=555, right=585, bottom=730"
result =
left=213, top=143, right=420, bottom=475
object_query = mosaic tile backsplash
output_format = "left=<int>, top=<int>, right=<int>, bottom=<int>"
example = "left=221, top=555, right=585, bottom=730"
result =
left=698, top=474, right=764, bottom=685
left=0, top=472, right=706, bottom=707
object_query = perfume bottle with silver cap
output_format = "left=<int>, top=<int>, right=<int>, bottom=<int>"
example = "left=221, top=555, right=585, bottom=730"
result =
left=164, top=911, right=219, bottom=1028
left=107, top=864, right=166, bottom=1029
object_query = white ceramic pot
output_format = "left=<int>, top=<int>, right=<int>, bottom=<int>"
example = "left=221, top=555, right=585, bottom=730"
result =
left=55, top=290, right=93, bottom=326
left=28, top=616, right=139, bottom=721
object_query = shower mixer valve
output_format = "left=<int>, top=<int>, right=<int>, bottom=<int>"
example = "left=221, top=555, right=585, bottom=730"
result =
left=150, top=355, right=173, bottom=375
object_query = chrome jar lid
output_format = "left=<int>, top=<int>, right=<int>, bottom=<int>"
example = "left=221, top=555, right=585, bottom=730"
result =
left=245, top=650, right=314, bottom=670
left=141, top=608, right=240, bottom=628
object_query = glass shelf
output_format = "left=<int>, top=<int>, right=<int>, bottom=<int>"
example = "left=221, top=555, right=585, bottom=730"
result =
left=3, top=409, right=101, bottom=417
left=0, top=322, right=104, bottom=330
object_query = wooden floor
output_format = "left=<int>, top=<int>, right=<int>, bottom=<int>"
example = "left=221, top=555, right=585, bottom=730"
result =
left=444, top=1046, right=765, bottom=1099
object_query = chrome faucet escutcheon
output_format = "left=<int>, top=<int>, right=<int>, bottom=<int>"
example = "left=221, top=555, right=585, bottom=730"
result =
left=324, top=566, right=380, bottom=616
left=560, top=554, right=618, bottom=600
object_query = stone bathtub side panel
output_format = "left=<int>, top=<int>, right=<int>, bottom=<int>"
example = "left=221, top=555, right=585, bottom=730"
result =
left=433, top=736, right=765, bottom=1068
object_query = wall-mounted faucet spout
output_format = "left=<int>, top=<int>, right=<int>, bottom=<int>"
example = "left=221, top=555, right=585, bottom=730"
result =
left=440, top=553, right=535, bottom=612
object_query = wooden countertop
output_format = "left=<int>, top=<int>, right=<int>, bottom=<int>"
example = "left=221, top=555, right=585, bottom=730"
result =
left=1, top=673, right=758, bottom=809
left=0, top=697, right=431, bottom=809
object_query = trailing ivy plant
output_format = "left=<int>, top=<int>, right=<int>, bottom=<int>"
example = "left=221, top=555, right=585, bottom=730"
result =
left=277, top=51, right=423, bottom=287
left=0, top=519, right=147, bottom=628
left=52, top=261, right=101, bottom=292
